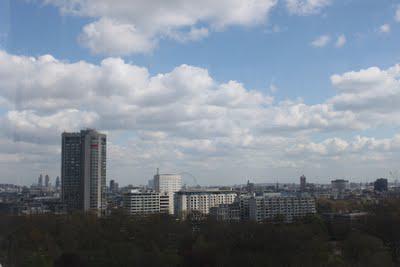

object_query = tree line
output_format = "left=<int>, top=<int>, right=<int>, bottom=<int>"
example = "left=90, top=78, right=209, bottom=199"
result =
left=0, top=198, right=400, bottom=266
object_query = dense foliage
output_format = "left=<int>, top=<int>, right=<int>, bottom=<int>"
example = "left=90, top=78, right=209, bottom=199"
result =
left=0, top=199, right=400, bottom=267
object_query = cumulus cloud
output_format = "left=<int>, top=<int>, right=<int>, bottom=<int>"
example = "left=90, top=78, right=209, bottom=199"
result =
left=329, top=64, right=400, bottom=114
left=335, top=34, right=346, bottom=48
left=2, top=50, right=400, bottom=184
left=286, top=0, right=332, bottom=15
left=379, top=23, right=391, bottom=33
left=395, top=5, right=400, bottom=22
left=311, top=34, right=331, bottom=47
left=43, top=0, right=278, bottom=55
left=78, top=18, right=156, bottom=55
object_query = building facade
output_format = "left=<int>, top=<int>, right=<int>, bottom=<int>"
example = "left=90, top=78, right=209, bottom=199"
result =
left=249, top=194, right=316, bottom=223
left=209, top=203, right=240, bottom=222
left=174, top=190, right=237, bottom=219
left=61, top=129, right=106, bottom=214
left=123, top=190, right=160, bottom=215
left=374, top=178, right=388, bottom=192
left=153, top=172, right=182, bottom=214
left=300, top=175, right=306, bottom=191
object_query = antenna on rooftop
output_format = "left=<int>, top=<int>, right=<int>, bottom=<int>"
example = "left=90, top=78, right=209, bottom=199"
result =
left=156, top=168, right=159, bottom=175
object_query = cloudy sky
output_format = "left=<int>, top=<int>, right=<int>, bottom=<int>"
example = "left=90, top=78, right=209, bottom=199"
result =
left=1, top=0, right=400, bottom=186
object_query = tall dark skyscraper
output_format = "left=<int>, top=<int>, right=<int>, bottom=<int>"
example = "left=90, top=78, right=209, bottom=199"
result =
left=38, top=174, right=43, bottom=187
left=45, top=174, right=50, bottom=188
left=61, top=129, right=107, bottom=214
left=55, top=176, right=61, bottom=189
left=300, top=175, right=306, bottom=191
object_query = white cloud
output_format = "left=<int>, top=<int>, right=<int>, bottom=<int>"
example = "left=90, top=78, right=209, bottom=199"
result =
left=78, top=18, right=156, bottom=55
left=335, top=34, right=346, bottom=48
left=311, top=34, right=331, bottom=47
left=395, top=5, right=400, bottom=22
left=286, top=0, right=332, bottom=15
left=166, top=27, right=209, bottom=43
left=379, top=23, right=391, bottom=33
left=3, top=50, right=400, bottom=184
left=43, top=0, right=278, bottom=55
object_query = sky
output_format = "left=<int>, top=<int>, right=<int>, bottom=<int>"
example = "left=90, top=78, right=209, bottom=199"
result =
left=1, top=0, right=400, bottom=186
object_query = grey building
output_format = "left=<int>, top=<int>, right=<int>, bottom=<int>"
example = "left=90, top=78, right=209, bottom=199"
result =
left=249, top=193, right=316, bottom=223
left=123, top=190, right=160, bottom=215
left=45, top=175, right=50, bottom=188
left=153, top=171, right=182, bottom=214
left=300, top=175, right=306, bottom=191
left=210, top=203, right=240, bottom=222
left=174, top=190, right=237, bottom=219
left=374, top=178, right=388, bottom=192
left=61, top=129, right=106, bottom=214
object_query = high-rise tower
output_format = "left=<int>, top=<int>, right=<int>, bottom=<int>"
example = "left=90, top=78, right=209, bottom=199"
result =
left=153, top=170, right=182, bottom=214
left=61, top=129, right=107, bottom=214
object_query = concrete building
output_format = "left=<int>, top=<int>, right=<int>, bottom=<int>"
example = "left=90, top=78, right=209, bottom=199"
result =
left=153, top=171, right=182, bottom=214
left=300, top=175, right=306, bottom=191
left=249, top=193, right=316, bottom=223
left=55, top=176, right=61, bottom=190
left=331, top=179, right=350, bottom=199
left=45, top=175, right=50, bottom=188
left=374, top=178, right=388, bottom=192
left=238, top=194, right=252, bottom=221
left=61, top=129, right=107, bottom=214
left=174, top=190, right=237, bottom=219
left=331, top=179, right=349, bottom=192
left=38, top=174, right=43, bottom=188
left=123, top=190, right=160, bottom=215
left=210, top=203, right=240, bottom=222
left=159, top=193, right=170, bottom=213
left=109, top=180, right=119, bottom=193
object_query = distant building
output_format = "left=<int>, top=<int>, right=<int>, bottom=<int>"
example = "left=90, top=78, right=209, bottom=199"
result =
left=55, top=176, right=61, bottom=189
left=300, top=175, right=306, bottom=191
left=238, top=194, right=253, bottom=221
left=110, top=180, right=115, bottom=191
left=331, top=179, right=349, bottom=193
left=61, top=129, right=107, bottom=214
left=38, top=174, right=43, bottom=188
left=159, top=192, right=170, bottom=213
left=210, top=203, right=240, bottom=222
left=174, top=190, right=237, bottom=219
left=123, top=190, right=160, bottom=215
left=147, top=179, right=154, bottom=190
left=246, top=180, right=255, bottom=193
left=374, top=178, right=388, bottom=192
left=249, top=194, right=316, bottom=223
left=109, top=180, right=119, bottom=193
left=153, top=171, right=182, bottom=214
left=45, top=175, right=50, bottom=188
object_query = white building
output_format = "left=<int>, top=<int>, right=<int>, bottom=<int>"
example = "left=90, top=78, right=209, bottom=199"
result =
left=249, top=193, right=316, bottom=223
left=174, top=190, right=237, bottom=219
left=153, top=172, right=182, bottom=214
left=123, top=190, right=160, bottom=215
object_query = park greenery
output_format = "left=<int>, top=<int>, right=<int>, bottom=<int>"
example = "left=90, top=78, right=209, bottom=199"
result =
left=1, top=198, right=400, bottom=266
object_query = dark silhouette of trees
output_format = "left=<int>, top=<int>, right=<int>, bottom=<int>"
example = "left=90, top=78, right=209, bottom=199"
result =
left=0, top=203, right=399, bottom=266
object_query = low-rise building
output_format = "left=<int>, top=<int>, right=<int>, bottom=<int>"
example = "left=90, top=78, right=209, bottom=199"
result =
left=209, top=203, right=240, bottom=222
left=249, top=193, right=316, bottom=223
left=174, top=190, right=237, bottom=219
left=123, top=190, right=160, bottom=216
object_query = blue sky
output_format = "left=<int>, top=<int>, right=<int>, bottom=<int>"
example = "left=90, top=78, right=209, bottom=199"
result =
left=1, top=0, right=400, bottom=185
left=3, top=0, right=399, bottom=103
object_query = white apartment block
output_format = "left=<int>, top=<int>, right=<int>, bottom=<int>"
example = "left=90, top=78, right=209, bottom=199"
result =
left=153, top=173, right=182, bottom=214
left=249, top=194, right=316, bottom=223
left=174, top=190, right=237, bottom=219
left=123, top=190, right=160, bottom=216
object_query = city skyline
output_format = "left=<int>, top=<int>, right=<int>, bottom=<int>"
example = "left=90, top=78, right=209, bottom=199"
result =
left=1, top=0, right=400, bottom=185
